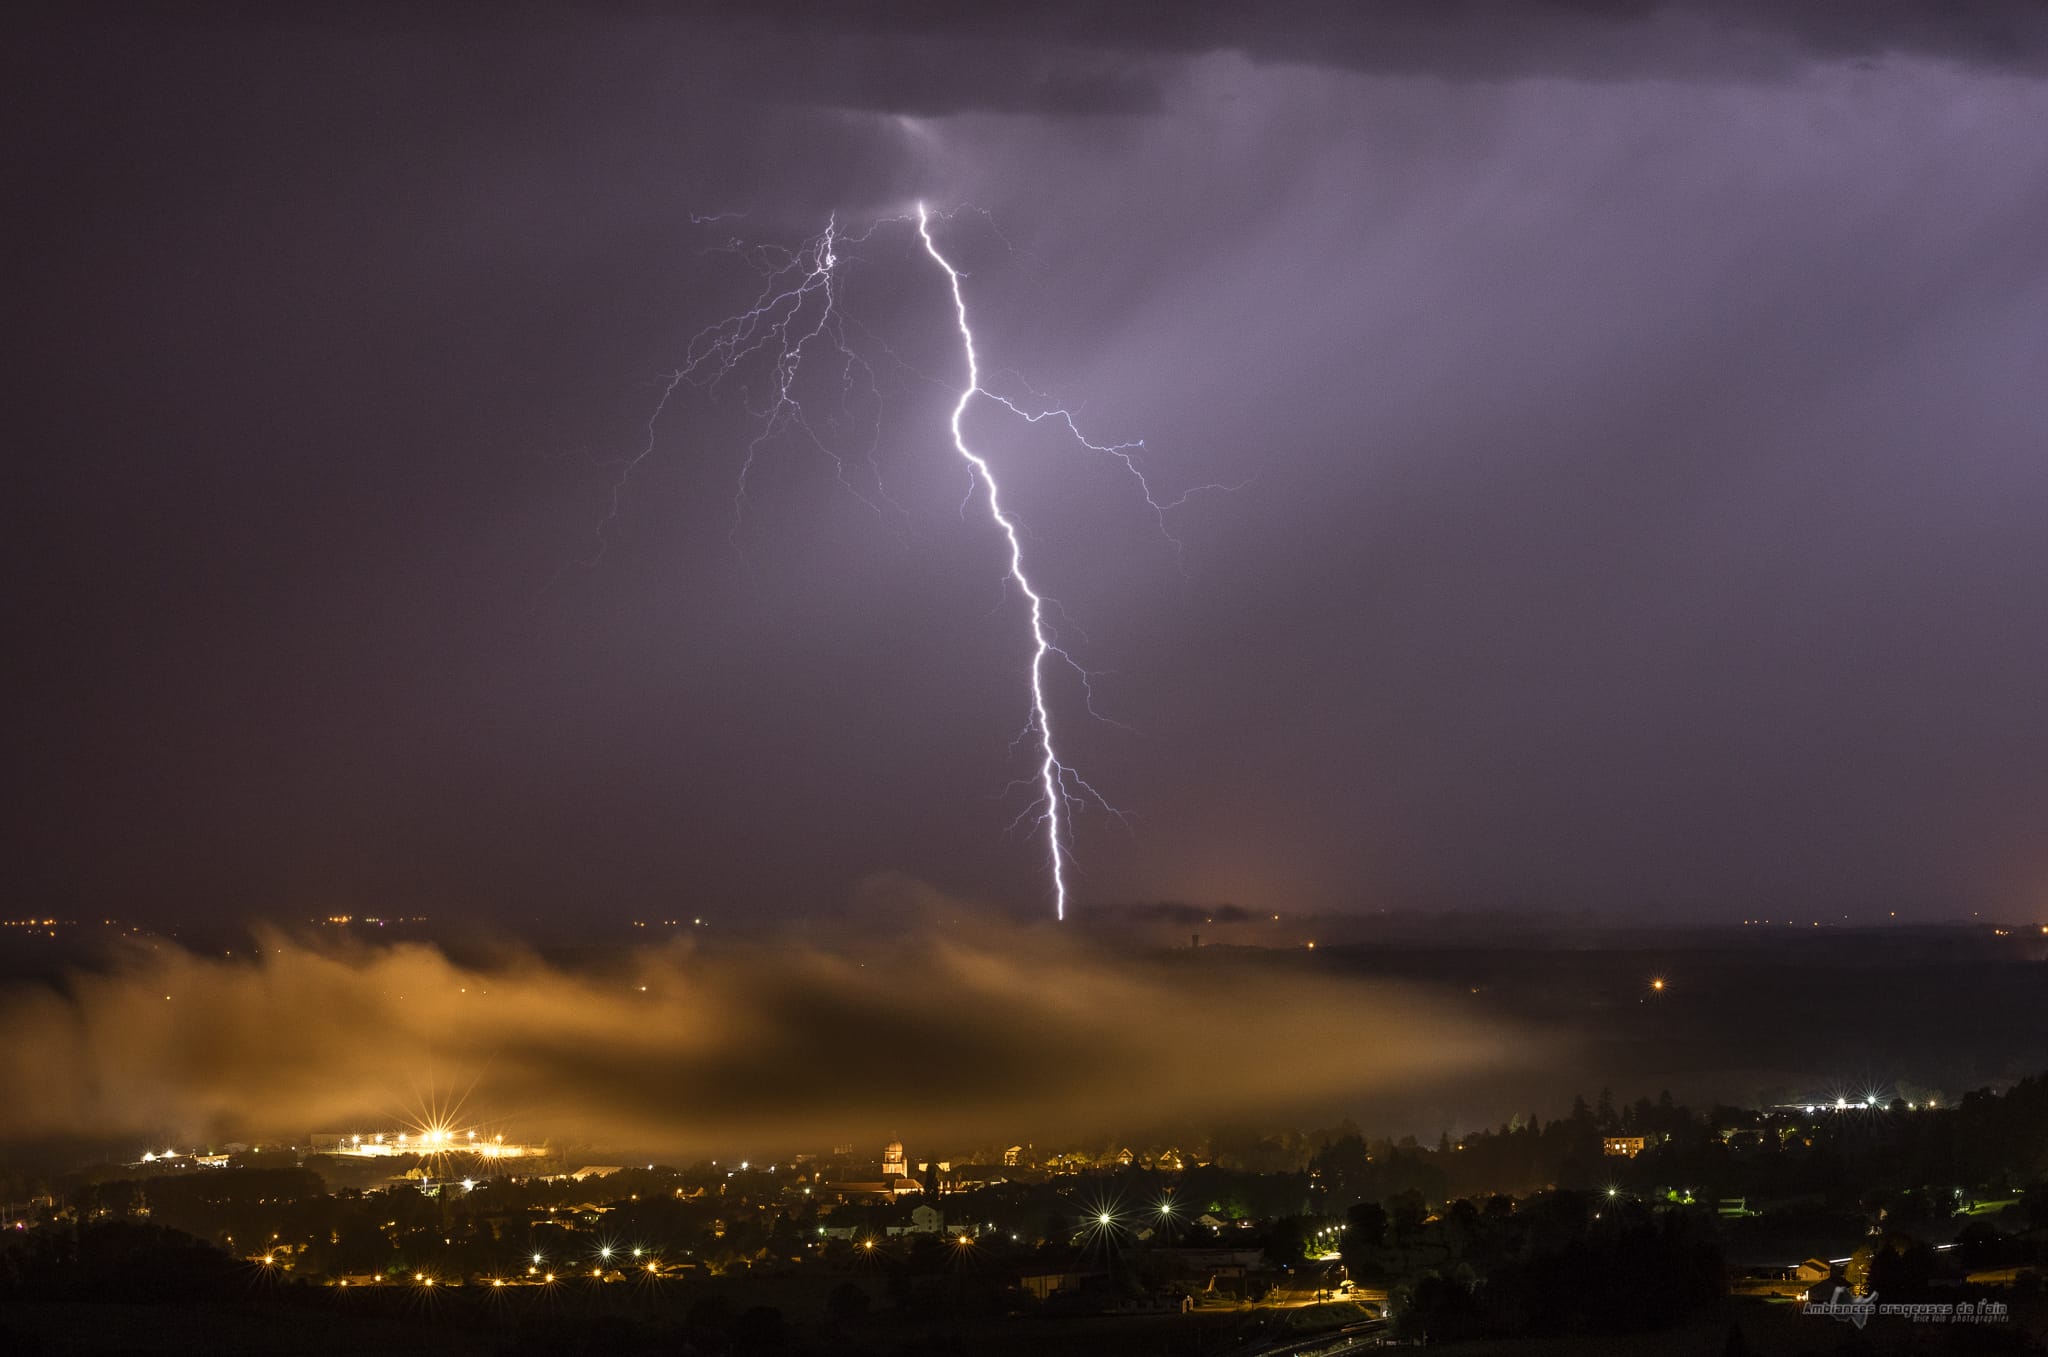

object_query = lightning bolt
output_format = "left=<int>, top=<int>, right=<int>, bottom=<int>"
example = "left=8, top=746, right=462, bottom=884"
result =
left=585, top=204, right=1233, bottom=919
left=977, top=391, right=1246, bottom=571
left=916, top=202, right=1085, bottom=920
left=579, top=213, right=896, bottom=567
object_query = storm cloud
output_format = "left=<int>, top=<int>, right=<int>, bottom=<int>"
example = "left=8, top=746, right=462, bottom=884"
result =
left=9, top=4, right=2047, bottom=928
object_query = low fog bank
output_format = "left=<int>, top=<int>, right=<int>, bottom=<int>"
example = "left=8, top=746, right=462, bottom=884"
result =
left=0, top=913, right=1531, bottom=1159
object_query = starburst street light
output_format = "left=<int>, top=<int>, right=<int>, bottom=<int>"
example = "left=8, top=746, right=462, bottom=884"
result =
left=1076, top=1197, right=1130, bottom=1255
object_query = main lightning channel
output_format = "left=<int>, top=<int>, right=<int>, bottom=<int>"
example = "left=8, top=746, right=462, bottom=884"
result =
left=915, top=203, right=1075, bottom=920
left=580, top=204, right=1211, bottom=920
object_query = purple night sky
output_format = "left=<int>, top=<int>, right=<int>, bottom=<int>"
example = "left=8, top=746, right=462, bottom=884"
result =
left=11, top=3, right=2048, bottom=927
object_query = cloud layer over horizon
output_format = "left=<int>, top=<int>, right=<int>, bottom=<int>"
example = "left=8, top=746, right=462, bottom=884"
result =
left=0, top=919, right=1524, bottom=1156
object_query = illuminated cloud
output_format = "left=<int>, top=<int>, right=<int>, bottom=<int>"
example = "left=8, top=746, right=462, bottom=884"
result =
left=0, top=913, right=1522, bottom=1153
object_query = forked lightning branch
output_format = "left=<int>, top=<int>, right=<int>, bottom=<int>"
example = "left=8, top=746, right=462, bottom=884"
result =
left=594, top=203, right=1232, bottom=919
